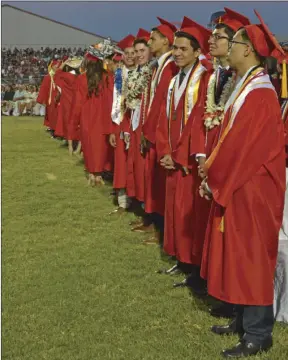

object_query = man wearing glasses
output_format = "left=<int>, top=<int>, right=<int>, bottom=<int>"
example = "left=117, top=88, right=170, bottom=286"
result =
left=194, top=8, right=251, bottom=316
left=200, top=11, right=286, bottom=358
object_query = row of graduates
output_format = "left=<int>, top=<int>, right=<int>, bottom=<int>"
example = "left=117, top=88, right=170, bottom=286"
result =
left=37, top=7, right=288, bottom=358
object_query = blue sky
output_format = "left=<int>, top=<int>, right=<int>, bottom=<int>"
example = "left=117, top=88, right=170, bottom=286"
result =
left=3, top=1, right=288, bottom=41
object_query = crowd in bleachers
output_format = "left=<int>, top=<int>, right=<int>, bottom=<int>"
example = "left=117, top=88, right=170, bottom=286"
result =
left=1, top=46, right=85, bottom=84
left=1, top=84, right=45, bottom=116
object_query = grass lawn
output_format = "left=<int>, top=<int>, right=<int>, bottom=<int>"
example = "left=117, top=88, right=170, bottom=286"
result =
left=2, top=116, right=288, bottom=360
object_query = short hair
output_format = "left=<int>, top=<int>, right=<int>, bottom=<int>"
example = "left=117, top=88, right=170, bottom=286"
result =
left=151, top=28, right=166, bottom=39
left=174, top=31, right=200, bottom=51
left=215, top=23, right=235, bottom=40
left=133, top=38, right=149, bottom=47
left=240, top=28, right=265, bottom=65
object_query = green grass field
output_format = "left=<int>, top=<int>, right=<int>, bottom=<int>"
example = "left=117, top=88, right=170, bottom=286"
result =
left=2, top=116, right=288, bottom=360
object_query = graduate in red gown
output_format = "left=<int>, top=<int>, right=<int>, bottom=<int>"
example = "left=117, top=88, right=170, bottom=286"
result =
left=199, top=11, right=286, bottom=357
left=69, top=41, right=115, bottom=186
left=123, top=29, right=152, bottom=214
left=37, top=59, right=62, bottom=135
left=155, top=17, right=211, bottom=275
left=140, top=18, right=178, bottom=244
left=108, top=35, right=136, bottom=214
left=53, top=57, right=82, bottom=144
left=197, top=8, right=251, bottom=314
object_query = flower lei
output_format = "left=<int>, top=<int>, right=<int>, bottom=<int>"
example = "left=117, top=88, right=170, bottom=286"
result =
left=204, top=68, right=237, bottom=130
left=125, top=63, right=153, bottom=110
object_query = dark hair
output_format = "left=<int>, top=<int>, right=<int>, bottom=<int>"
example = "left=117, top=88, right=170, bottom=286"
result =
left=240, top=28, right=265, bottom=65
left=264, top=56, right=278, bottom=75
left=215, top=23, right=235, bottom=40
left=175, top=31, right=200, bottom=51
left=151, top=28, right=166, bottom=39
left=63, top=64, right=80, bottom=75
left=86, top=60, right=107, bottom=97
left=133, top=38, right=149, bottom=47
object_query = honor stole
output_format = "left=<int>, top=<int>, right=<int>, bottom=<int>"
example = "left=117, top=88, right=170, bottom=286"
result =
left=166, top=61, right=206, bottom=149
left=205, top=67, right=275, bottom=232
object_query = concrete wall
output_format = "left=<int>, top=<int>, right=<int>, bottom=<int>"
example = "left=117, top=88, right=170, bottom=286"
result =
left=1, top=5, right=105, bottom=49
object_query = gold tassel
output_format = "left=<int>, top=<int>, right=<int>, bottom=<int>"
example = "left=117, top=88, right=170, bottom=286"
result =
left=218, top=16, right=222, bottom=24
left=103, top=62, right=108, bottom=71
left=281, top=60, right=287, bottom=99
left=219, top=216, right=224, bottom=233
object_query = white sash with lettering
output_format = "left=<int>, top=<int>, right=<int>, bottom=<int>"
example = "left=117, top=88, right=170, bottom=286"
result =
left=111, top=66, right=128, bottom=125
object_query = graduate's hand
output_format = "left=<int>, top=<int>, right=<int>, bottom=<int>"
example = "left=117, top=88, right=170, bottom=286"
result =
left=109, top=133, right=117, bottom=148
left=160, top=154, right=175, bottom=170
left=124, top=133, right=130, bottom=149
left=198, top=164, right=206, bottom=179
left=199, top=179, right=212, bottom=201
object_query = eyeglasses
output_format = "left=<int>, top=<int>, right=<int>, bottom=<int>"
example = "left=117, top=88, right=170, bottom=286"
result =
left=228, top=40, right=250, bottom=50
left=209, top=34, right=230, bottom=42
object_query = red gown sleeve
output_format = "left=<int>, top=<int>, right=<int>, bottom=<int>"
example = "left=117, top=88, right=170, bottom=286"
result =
left=67, top=75, right=85, bottom=141
left=155, top=90, right=171, bottom=161
left=207, top=89, right=285, bottom=208
left=37, top=75, right=51, bottom=105
left=143, top=63, right=178, bottom=144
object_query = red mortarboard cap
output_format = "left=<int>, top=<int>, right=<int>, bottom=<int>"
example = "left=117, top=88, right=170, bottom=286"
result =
left=179, top=16, right=212, bottom=54
left=136, top=28, right=151, bottom=42
left=51, top=59, right=62, bottom=67
left=117, top=35, right=135, bottom=51
left=243, top=10, right=285, bottom=58
left=84, top=53, right=99, bottom=62
left=113, top=53, right=123, bottom=62
left=215, top=7, right=250, bottom=32
left=154, top=17, right=177, bottom=45
left=62, top=55, right=69, bottom=62
left=247, top=10, right=287, bottom=98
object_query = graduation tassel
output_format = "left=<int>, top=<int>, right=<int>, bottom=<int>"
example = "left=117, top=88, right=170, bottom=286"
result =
left=219, top=216, right=225, bottom=233
left=281, top=60, right=287, bottom=99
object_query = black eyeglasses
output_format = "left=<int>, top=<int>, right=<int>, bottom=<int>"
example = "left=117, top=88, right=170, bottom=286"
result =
left=228, top=40, right=250, bottom=49
left=209, top=34, right=230, bottom=42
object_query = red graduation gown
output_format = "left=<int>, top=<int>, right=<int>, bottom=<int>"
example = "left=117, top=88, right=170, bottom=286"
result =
left=66, top=75, right=82, bottom=141
left=156, top=68, right=209, bottom=265
left=37, top=75, right=58, bottom=129
left=126, top=92, right=150, bottom=202
left=69, top=73, right=113, bottom=174
left=54, top=70, right=78, bottom=139
left=110, top=111, right=131, bottom=189
left=142, top=62, right=178, bottom=215
left=201, top=89, right=286, bottom=305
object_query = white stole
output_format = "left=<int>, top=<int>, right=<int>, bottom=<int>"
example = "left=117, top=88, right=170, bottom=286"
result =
left=166, top=62, right=206, bottom=120
left=224, top=71, right=275, bottom=129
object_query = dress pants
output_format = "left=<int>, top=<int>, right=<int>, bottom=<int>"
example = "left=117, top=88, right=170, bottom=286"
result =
left=234, top=305, right=274, bottom=344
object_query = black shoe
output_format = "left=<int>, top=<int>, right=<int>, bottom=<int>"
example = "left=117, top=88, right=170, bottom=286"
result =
left=157, top=264, right=182, bottom=275
left=173, top=278, right=187, bottom=288
left=211, top=319, right=244, bottom=337
left=186, top=273, right=207, bottom=296
left=221, top=337, right=273, bottom=358
left=210, top=302, right=236, bottom=319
